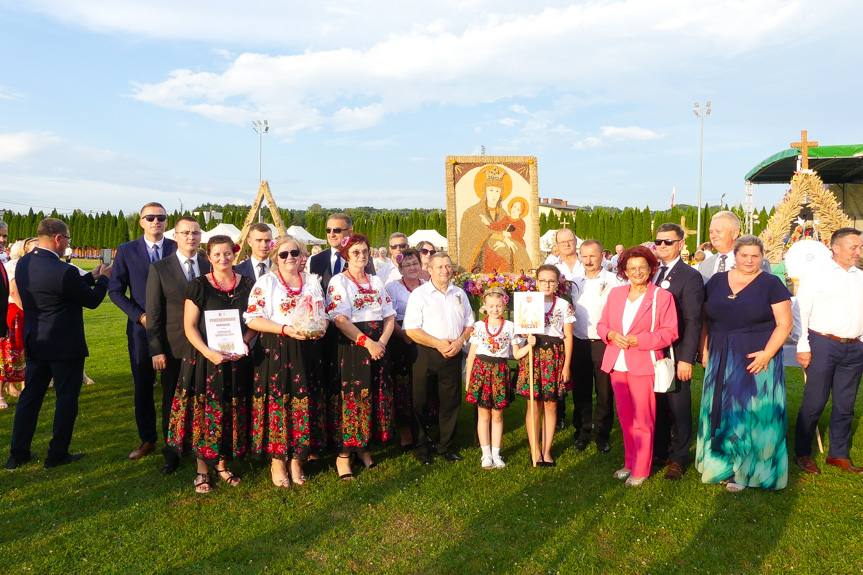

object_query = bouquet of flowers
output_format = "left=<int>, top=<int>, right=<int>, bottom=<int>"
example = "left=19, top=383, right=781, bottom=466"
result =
left=455, top=270, right=571, bottom=299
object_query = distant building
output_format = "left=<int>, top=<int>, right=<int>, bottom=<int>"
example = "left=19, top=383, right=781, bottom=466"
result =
left=539, top=198, right=584, bottom=219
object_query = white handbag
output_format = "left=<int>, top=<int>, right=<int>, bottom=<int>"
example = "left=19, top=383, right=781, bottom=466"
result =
left=649, top=292, right=676, bottom=393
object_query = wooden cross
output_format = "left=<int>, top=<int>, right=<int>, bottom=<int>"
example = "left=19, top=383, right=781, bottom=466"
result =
left=679, top=216, right=696, bottom=239
left=791, top=130, right=819, bottom=170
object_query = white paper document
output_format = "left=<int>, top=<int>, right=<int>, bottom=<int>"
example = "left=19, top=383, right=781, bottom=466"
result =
left=204, top=309, right=245, bottom=354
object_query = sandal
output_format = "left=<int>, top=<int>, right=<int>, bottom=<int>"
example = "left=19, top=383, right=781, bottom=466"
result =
left=0, top=397, right=8, bottom=410
left=194, top=472, right=212, bottom=493
left=725, top=482, right=746, bottom=493
left=216, top=467, right=241, bottom=486
left=290, top=460, right=307, bottom=486
left=337, top=454, right=354, bottom=481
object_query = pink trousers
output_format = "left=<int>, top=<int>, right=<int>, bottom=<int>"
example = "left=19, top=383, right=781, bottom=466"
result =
left=609, top=371, right=656, bottom=478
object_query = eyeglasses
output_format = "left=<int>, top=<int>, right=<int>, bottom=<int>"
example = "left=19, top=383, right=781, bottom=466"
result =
left=390, top=243, right=407, bottom=250
left=142, top=214, right=168, bottom=222
left=348, top=249, right=369, bottom=258
left=400, top=261, right=420, bottom=269
left=60, top=234, right=72, bottom=242
left=537, top=279, right=558, bottom=285
left=325, top=227, right=346, bottom=234
left=176, top=230, right=202, bottom=237
left=626, top=266, right=650, bottom=273
left=557, top=239, right=575, bottom=246
left=278, top=249, right=301, bottom=259
left=654, top=239, right=679, bottom=246
left=419, top=248, right=436, bottom=256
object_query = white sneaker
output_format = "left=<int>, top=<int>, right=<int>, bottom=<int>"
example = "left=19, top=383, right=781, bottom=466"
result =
left=613, top=468, right=632, bottom=480
left=481, top=454, right=493, bottom=469
left=492, top=455, right=506, bottom=468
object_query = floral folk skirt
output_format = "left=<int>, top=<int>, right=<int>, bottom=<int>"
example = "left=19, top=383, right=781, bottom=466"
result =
left=167, top=351, right=251, bottom=465
left=332, top=321, right=395, bottom=452
left=516, top=336, right=569, bottom=401
left=467, top=355, right=513, bottom=410
left=0, top=303, right=25, bottom=386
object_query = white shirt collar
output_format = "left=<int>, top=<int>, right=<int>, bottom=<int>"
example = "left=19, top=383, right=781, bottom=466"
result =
left=144, top=237, right=165, bottom=250
left=659, top=256, right=681, bottom=270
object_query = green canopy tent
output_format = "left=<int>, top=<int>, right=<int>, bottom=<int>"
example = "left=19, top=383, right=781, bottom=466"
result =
left=745, top=144, right=863, bottom=227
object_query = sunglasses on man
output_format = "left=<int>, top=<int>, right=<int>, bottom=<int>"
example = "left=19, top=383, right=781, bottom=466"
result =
left=390, top=243, right=407, bottom=250
left=142, top=214, right=167, bottom=222
left=654, top=239, right=679, bottom=246
left=325, top=227, right=346, bottom=234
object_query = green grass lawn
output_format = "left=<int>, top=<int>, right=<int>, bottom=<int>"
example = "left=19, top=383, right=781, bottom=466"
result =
left=2, top=280, right=863, bottom=574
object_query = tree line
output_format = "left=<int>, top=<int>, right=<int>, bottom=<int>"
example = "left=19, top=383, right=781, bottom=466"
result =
left=2, top=203, right=772, bottom=255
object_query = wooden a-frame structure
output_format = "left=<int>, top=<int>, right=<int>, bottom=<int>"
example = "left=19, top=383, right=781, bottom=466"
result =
left=235, top=180, right=287, bottom=263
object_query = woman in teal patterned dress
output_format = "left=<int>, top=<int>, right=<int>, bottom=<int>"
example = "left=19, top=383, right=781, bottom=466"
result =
left=696, top=235, right=792, bottom=492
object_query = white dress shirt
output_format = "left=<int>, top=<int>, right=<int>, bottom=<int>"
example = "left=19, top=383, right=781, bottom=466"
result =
left=711, top=250, right=734, bottom=274
left=570, top=269, right=627, bottom=339
left=376, top=260, right=401, bottom=286
left=403, top=282, right=474, bottom=340
left=654, top=256, right=681, bottom=284
left=248, top=255, right=271, bottom=281
left=144, top=238, right=165, bottom=261
left=796, top=258, right=863, bottom=352
left=556, top=257, right=584, bottom=281
left=176, top=252, right=199, bottom=281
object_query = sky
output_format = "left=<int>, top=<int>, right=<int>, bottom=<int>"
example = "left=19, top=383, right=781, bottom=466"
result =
left=0, top=0, right=861, bottom=217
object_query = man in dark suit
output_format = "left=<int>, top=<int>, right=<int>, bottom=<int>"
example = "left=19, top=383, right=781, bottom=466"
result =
left=652, top=223, right=705, bottom=480
left=235, top=222, right=273, bottom=281
left=145, top=216, right=210, bottom=474
left=109, top=202, right=177, bottom=461
left=6, top=218, right=111, bottom=470
left=309, top=212, right=374, bottom=290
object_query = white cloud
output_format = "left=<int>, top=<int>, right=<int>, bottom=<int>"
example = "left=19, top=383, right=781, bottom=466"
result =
left=498, top=118, right=518, bottom=127
left=0, top=85, right=25, bottom=101
left=600, top=126, right=663, bottom=140
left=123, top=0, right=824, bottom=135
left=573, top=136, right=602, bottom=150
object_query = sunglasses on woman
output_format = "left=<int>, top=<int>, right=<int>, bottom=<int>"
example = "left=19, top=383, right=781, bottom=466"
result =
left=278, top=249, right=302, bottom=259
left=419, top=248, right=436, bottom=255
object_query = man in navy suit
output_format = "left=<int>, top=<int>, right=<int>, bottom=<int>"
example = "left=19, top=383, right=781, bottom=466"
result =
left=109, top=202, right=177, bottom=461
left=235, top=222, right=273, bottom=282
left=145, top=216, right=210, bottom=474
left=652, top=223, right=705, bottom=480
left=6, top=218, right=111, bottom=470
left=308, top=213, right=375, bottom=289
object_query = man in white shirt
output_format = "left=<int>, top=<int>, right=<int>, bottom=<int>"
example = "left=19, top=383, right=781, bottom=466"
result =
left=699, top=211, right=770, bottom=281
left=235, top=223, right=272, bottom=281
left=376, top=232, right=408, bottom=285
left=609, top=244, right=624, bottom=273
left=404, top=253, right=474, bottom=465
left=0, top=221, right=8, bottom=263
left=567, top=240, right=624, bottom=452
left=554, top=228, right=583, bottom=430
left=795, top=227, right=863, bottom=475
left=544, top=244, right=561, bottom=265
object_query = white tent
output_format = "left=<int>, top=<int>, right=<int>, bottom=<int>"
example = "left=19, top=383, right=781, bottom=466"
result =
left=540, top=229, right=581, bottom=252
left=407, top=229, right=448, bottom=250
left=287, top=225, right=327, bottom=245
left=201, top=223, right=242, bottom=243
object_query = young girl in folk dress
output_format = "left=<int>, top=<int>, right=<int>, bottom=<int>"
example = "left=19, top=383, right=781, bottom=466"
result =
left=465, top=287, right=523, bottom=469
left=515, top=265, right=574, bottom=466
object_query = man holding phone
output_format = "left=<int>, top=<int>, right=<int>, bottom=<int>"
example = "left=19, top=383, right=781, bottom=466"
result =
left=109, top=203, right=177, bottom=462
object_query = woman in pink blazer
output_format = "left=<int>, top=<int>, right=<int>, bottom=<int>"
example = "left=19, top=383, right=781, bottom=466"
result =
left=597, top=246, right=678, bottom=486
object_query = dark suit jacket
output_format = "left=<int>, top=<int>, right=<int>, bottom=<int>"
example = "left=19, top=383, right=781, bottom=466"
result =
left=109, top=236, right=177, bottom=332
left=235, top=257, right=271, bottom=282
left=309, top=247, right=375, bottom=291
left=16, top=248, right=109, bottom=361
left=659, top=259, right=704, bottom=365
left=145, top=253, right=211, bottom=360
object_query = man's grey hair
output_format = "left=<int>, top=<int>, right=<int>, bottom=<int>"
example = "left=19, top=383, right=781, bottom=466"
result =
left=711, top=210, right=741, bottom=231
left=0, top=220, right=8, bottom=230
left=389, top=232, right=408, bottom=241
left=579, top=239, right=603, bottom=252
left=429, top=251, right=452, bottom=266
left=733, top=234, right=763, bottom=254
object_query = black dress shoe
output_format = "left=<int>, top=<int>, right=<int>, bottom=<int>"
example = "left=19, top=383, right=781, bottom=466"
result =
left=440, top=450, right=463, bottom=462
left=555, top=419, right=565, bottom=431
left=415, top=452, right=433, bottom=466
left=5, top=451, right=37, bottom=471
left=401, top=443, right=415, bottom=453
left=43, top=453, right=85, bottom=469
left=573, top=438, right=589, bottom=451
left=595, top=440, right=611, bottom=453
left=161, top=457, right=180, bottom=475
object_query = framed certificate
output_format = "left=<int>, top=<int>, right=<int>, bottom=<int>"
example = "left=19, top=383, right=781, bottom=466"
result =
left=513, top=292, right=545, bottom=334
left=204, top=309, right=245, bottom=354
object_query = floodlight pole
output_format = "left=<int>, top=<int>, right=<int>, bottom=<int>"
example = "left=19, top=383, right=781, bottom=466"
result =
left=252, top=120, right=269, bottom=223
left=694, top=102, right=711, bottom=246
